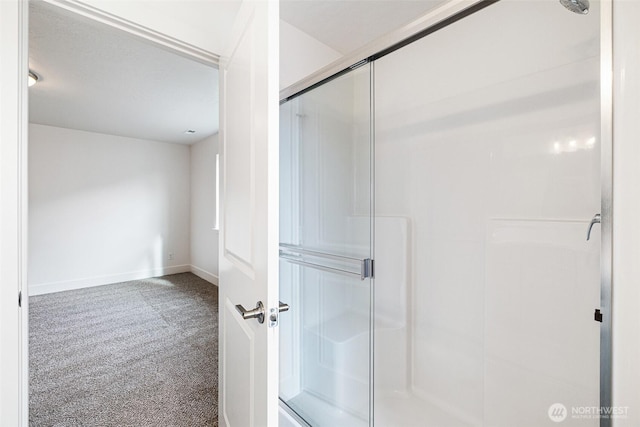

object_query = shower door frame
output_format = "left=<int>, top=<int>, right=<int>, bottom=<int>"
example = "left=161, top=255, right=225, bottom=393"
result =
left=279, top=1, right=614, bottom=426
left=599, top=1, right=614, bottom=421
left=279, top=61, right=376, bottom=426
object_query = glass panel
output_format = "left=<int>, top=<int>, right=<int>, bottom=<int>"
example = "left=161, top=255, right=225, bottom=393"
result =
left=280, top=260, right=371, bottom=427
left=279, top=64, right=372, bottom=427
left=374, top=1, right=600, bottom=427
left=280, top=65, right=372, bottom=259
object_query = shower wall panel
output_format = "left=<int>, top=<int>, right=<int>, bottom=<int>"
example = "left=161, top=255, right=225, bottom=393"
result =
left=374, top=1, right=600, bottom=426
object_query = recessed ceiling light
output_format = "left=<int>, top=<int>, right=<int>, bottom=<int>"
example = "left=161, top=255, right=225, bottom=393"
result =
left=184, top=130, right=196, bottom=134
left=28, top=71, right=39, bottom=87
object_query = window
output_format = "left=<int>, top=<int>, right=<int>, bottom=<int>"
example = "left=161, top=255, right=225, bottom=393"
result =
left=214, top=153, right=220, bottom=230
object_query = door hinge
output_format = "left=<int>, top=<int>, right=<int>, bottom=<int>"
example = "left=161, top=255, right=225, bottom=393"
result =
left=18, top=291, right=22, bottom=308
left=594, top=308, right=603, bottom=322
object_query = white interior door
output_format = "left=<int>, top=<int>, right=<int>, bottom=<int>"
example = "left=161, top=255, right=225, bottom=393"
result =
left=218, top=1, right=279, bottom=426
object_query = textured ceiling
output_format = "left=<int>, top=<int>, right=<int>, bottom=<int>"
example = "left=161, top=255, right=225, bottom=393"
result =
left=280, top=0, right=447, bottom=54
left=29, top=1, right=218, bottom=145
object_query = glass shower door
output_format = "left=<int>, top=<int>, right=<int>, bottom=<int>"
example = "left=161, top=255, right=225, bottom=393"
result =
left=373, top=1, right=601, bottom=426
left=279, top=64, right=373, bottom=427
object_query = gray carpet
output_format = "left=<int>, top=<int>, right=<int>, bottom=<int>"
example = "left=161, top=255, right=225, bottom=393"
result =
left=29, top=273, right=218, bottom=427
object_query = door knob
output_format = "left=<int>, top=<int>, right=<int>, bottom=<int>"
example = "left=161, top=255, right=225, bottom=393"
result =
left=587, top=213, right=601, bottom=241
left=236, top=301, right=290, bottom=325
left=236, top=301, right=265, bottom=324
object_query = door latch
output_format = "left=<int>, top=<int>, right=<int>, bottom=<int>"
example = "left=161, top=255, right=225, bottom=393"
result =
left=268, top=301, right=290, bottom=328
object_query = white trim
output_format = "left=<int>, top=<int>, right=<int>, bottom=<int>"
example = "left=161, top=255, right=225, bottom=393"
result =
left=190, top=265, right=219, bottom=286
left=0, top=0, right=29, bottom=424
left=611, top=0, right=640, bottom=422
left=41, top=0, right=219, bottom=67
left=18, top=0, right=29, bottom=422
left=28, top=265, right=191, bottom=296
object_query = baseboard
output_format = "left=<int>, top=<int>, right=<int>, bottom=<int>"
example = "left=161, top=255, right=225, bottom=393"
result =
left=189, top=265, right=219, bottom=286
left=29, top=264, right=191, bottom=296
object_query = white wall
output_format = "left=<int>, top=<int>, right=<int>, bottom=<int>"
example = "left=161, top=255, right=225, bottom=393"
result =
left=612, top=1, right=640, bottom=425
left=279, top=19, right=341, bottom=91
left=28, top=124, right=191, bottom=295
left=190, top=133, right=219, bottom=284
left=375, top=1, right=601, bottom=426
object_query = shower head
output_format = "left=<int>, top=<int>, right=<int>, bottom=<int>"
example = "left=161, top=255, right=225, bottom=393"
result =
left=559, top=0, right=590, bottom=14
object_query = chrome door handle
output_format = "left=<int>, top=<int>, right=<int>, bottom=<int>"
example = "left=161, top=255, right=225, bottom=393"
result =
left=236, top=301, right=265, bottom=324
left=587, top=213, right=601, bottom=241
left=236, top=301, right=289, bottom=324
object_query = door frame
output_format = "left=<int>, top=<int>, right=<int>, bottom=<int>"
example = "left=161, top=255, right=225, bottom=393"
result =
left=8, top=1, right=220, bottom=425
left=278, top=1, right=614, bottom=426
left=0, top=1, right=29, bottom=424
left=3, top=0, right=615, bottom=425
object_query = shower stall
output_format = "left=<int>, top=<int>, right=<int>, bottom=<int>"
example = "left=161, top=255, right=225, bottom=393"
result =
left=279, top=0, right=606, bottom=426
